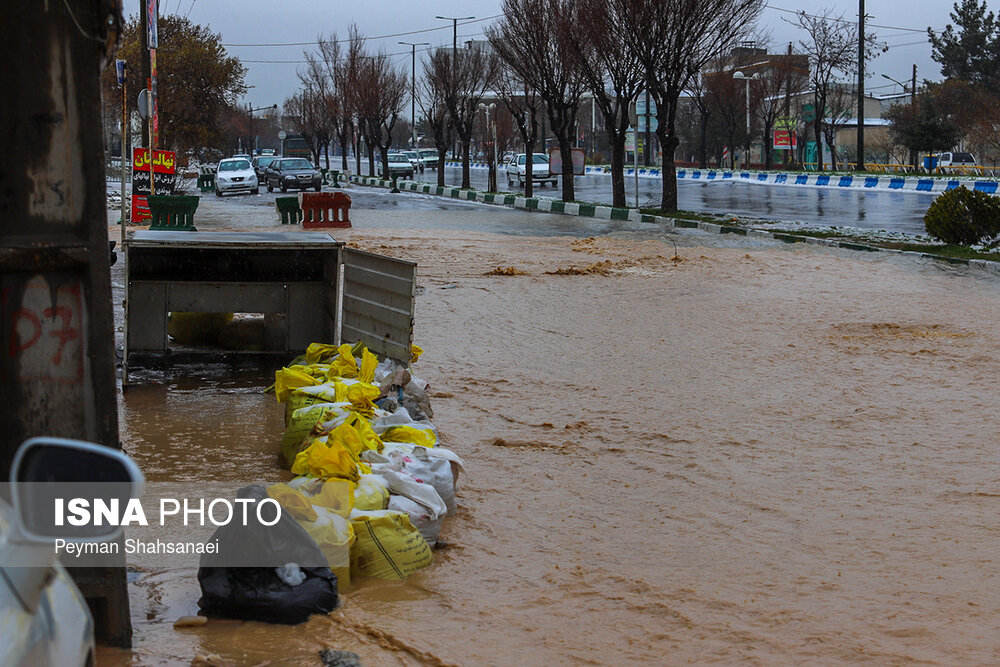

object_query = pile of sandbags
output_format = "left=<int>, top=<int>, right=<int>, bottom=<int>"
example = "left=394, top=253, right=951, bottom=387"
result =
left=269, top=341, right=464, bottom=586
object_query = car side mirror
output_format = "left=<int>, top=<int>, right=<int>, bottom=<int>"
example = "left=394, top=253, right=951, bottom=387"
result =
left=11, top=437, right=145, bottom=543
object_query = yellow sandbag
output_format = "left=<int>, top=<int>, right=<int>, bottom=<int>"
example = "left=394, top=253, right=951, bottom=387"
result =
left=291, top=438, right=360, bottom=482
left=339, top=413, right=383, bottom=454
left=305, top=343, right=340, bottom=365
left=285, top=383, right=341, bottom=421
left=299, top=506, right=354, bottom=591
left=352, top=474, right=390, bottom=511
left=167, top=312, right=233, bottom=345
left=350, top=510, right=432, bottom=580
left=280, top=402, right=353, bottom=468
left=381, top=424, right=437, bottom=448
left=359, top=348, right=379, bottom=384
left=334, top=379, right=381, bottom=418
left=410, top=343, right=423, bottom=363
left=326, top=343, right=359, bottom=380
left=266, top=483, right=318, bottom=522
left=311, top=479, right=354, bottom=517
left=275, top=367, right=321, bottom=403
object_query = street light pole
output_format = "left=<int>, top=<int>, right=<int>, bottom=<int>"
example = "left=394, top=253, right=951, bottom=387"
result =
left=733, top=71, right=759, bottom=170
left=881, top=69, right=918, bottom=169
left=247, top=103, right=278, bottom=156
left=857, top=0, right=866, bottom=172
left=400, top=41, right=430, bottom=149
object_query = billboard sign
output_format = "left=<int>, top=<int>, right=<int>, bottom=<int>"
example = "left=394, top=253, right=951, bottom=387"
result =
left=548, top=147, right=586, bottom=176
left=131, top=149, right=176, bottom=222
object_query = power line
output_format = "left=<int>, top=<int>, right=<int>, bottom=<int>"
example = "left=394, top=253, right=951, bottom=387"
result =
left=240, top=32, right=487, bottom=64
left=764, top=3, right=926, bottom=34
left=222, top=15, right=499, bottom=48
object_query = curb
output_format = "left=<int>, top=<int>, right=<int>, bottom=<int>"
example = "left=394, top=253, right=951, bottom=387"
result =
left=348, top=175, right=1000, bottom=279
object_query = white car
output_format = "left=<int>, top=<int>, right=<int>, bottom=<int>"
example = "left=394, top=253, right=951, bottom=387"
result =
left=506, top=153, right=555, bottom=187
left=215, top=158, right=259, bottom=196
left=377, top=154, right=415, bottom=179
left=1, top=438, right=144, bottom=667
left=401, top=151, right=425, bottom=173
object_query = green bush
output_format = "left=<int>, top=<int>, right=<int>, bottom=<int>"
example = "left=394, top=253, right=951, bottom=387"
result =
left=924, top=185, right=1000, bottom=245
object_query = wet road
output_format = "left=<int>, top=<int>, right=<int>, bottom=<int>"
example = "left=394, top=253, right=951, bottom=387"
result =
left=409, top=166, right=937, bottom=235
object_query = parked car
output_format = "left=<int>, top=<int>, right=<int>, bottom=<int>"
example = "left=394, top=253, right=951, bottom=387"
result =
left=377, top=153, right=415, bottom=179
left=232, top=153, right=252, bottom=161
left=215, top=157, right=259, bottom=196
left=507, top=153, right=555, bottom=187
left=1, top=437, right=144, bottom=667
left=937, top=151, right=977, bottom=168
left=418, top=148, right=439, bottom=169
left=252, top=155, right=278, bottom=182
left=265, top=157, right=322, bottom=193
left=401, top=151, right=424, bottom=173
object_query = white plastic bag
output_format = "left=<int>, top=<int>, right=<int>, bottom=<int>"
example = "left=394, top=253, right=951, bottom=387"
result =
left=387, top=495, right=444, bottom=547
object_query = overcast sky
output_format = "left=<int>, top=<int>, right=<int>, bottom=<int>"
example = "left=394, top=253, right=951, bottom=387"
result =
left=159, top=0, right=960, bottom=113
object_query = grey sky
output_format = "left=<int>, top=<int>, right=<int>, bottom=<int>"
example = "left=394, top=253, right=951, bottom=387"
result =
left=160, top=0, right=962, bottom=114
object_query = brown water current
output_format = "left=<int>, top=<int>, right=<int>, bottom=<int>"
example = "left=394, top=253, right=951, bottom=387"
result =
left=100, top=228, right=1000, bottom=665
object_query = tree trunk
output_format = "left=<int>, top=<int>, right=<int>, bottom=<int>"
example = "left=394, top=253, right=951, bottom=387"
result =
left=437, top=147, right=447, bottom=186
left=698, top=112, right=709, bottom=169
left=763, top=127, right=773, bottom=170
left=609, top=131, right=627, bottom=208
left=556, top=138, right=575, bottom=202
left=460, top=137, right=471, bottom=189
left=524, top=143, right=534, bottom=198
left=381, top=146, right=390, bottom=181
left=355, top=132, right=362, bottom=175
left=814, top=120, right=824, bottom=171
left=367, top=139, right=376, bottom=176
left=656, top=128, right=679, bottom=211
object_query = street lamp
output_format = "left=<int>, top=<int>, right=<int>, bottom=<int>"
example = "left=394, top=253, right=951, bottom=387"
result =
left=400, top=41, right=430, bottom=150
left=733, top=71, right=759, bottom=169
left=247, top=103, right=278, bottom=155
left=883, top=67, right=919, bottom=168
left=478, top=102, right=497, bottom=192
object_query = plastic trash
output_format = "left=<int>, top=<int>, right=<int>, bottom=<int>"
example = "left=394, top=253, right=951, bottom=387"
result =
left=276, top=563, right=306, bottom=587
left=198, top=485, right=338, bottom=624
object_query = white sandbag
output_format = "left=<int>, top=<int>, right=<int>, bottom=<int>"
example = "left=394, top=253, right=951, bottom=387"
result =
left=387, top=494, right=443, bottom=547
left=370, top=469, right=447, bottom=519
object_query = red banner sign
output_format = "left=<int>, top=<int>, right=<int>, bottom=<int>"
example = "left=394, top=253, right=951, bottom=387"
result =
left=131, top=148, right=176, bottom=222
left=773, top=129, right=797, bottom=150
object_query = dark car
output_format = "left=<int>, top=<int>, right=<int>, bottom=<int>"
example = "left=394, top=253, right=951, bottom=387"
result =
left=252, top=155, right=278, bottom=182
left=265, top=158, right=322, bottom=193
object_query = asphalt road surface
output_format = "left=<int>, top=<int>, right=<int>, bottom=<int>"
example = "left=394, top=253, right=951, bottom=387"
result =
left=411, top=165, right=937, bottom=235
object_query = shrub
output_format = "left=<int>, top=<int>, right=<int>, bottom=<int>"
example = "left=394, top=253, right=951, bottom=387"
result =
left=924, top=185, right=1000, bottom=245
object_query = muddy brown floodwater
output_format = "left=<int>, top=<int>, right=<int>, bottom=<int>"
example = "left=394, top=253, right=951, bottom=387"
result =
left=99, top=223, right=1000, bottom=666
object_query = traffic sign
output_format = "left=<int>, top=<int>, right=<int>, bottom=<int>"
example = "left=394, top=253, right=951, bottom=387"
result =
left=278, top=130, right=287, bottom=140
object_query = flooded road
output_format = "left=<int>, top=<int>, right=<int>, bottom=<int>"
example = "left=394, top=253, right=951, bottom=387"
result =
left=102, top=197, right=1000, bottom=665
left=414, top=166, right=936, bottom=234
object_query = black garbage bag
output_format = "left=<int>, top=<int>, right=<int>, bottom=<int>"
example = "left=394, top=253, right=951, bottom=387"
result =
left=197, top=484, right=338, bottom=624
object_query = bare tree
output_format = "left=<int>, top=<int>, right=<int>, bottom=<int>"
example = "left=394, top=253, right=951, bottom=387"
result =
left=564, top=0, right=645, bottom=207
left=686, top=69, right=712, bottom=168
left=617, top=0, right=765, bottom=211
left=495, top=67, right=542, bottom=197
left=754, top=50, right=809, bottom=169
left=490, top=0, right=587, bottom=202
left=419, top=55, right=452, bottom=187
left=794, top=9, right=885, bottom=171
left=315, top=33, right=355, bottom=172
left=435, top=45, right=499, bottom=189
left=354, top=52, right=407, bottom=178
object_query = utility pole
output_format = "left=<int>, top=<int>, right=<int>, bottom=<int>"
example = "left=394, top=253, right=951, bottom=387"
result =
left=911, top=64, right=917, bottom=169
left=643, top=89, right=651, bottom=166
left=436, top=16, right=474, bottom=159
left=1, top=0, right=131, bottom=647
left=400, top=41, right=430, bottom=149
left=856, top=0, right=866, bottom=172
